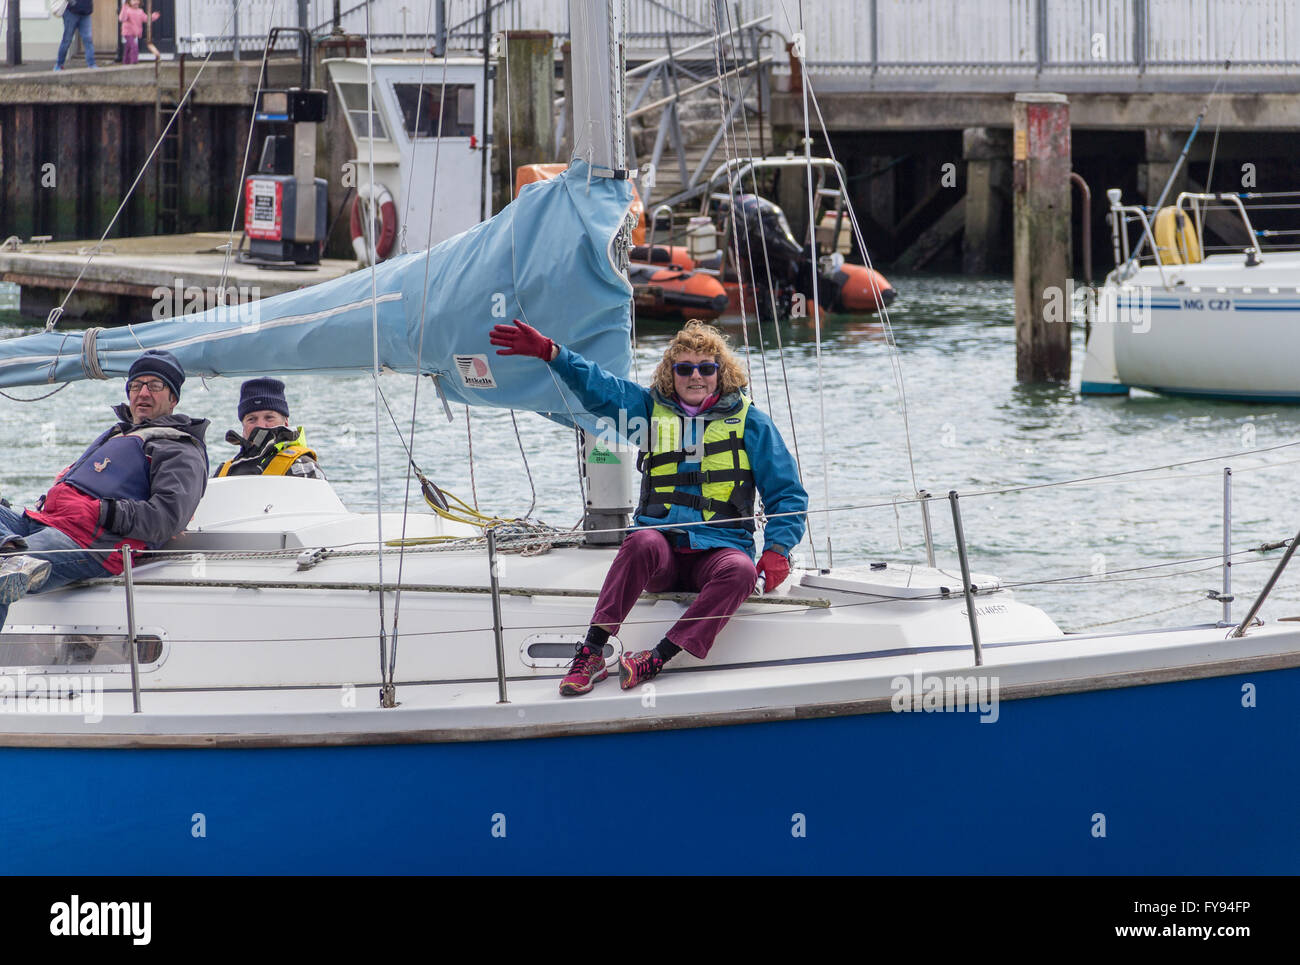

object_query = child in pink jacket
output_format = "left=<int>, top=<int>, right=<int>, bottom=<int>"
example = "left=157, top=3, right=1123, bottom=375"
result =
left=119, top=0, right=159, bottom=65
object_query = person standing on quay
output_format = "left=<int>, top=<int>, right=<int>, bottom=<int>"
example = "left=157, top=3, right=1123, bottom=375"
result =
left=118, top=0, right=160, bottom=66
left=55, top=0, right=97, bottom=71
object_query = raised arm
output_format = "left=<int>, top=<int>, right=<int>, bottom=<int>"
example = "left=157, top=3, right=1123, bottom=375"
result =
left=490, top=319, right=650, bottom=424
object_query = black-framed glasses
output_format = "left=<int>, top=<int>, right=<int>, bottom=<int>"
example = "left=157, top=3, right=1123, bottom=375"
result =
left=673, top=362, right=719, bottom=377
left=127, top=378, right=168, bottom=396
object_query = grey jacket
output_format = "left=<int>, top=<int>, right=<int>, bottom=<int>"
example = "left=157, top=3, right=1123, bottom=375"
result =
left=94, top=403, right=211, bottom=548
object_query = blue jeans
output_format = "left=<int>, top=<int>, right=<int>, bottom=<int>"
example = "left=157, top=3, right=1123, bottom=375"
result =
left=56, top=11, right=96, bottom=69
left=0, top=505, right=107, bottom=628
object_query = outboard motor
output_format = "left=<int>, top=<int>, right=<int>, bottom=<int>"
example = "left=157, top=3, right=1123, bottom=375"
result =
left=733, top=194, right=803, bottom=320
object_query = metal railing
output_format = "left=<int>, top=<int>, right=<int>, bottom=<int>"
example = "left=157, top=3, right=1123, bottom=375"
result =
left=173, top=1, right=1300, bottom=68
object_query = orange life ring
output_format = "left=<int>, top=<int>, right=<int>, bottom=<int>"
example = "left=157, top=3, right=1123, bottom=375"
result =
left=350, top=184, right=398, bottom=264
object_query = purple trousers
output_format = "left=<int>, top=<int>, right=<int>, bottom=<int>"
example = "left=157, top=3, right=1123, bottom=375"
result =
left=123, top=37, right=139, bottom=64
left=591, top=528, right=758, bottom=659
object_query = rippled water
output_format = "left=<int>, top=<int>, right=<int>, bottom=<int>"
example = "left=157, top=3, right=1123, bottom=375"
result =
left=3, top=276, right=1299, bottom=632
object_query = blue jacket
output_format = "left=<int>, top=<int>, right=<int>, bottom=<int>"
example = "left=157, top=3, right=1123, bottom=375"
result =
left=550, top=345, right=807, bottom=558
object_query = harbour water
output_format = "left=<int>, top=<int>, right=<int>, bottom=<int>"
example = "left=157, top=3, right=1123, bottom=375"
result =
left=3, top=276, right=1299, bottom=633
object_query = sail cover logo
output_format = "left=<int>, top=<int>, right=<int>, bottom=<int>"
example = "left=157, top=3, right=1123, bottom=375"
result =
left=454, top=354, right=498, bottom=389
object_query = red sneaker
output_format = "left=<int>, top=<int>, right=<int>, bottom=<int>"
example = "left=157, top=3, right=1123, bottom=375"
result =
left=618, top=650, right=664, bottom=690
left=559, top=646, right=608, bottom=697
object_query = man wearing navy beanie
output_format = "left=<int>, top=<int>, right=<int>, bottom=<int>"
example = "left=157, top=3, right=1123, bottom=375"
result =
left=0, top=349, right=210, bottom=617
left=214, top=377, right=325, bottom=479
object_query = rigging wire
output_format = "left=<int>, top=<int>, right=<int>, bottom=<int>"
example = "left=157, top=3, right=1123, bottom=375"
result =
left=716, top=4, right=778, bottom=418
left=466, top=405, right=481, bottom=509
left=774, top=0, right=921, bottom=506
left=706, top=3, right=819, bottom=569
left=1204, top=2, right=1253, bottom=194
left=362, top=0, right=394, bottom=707
left=43, top=0, right=251, bottom=337
left=703, top=11, right=756, bottom=391
left=791, top=0, right=835, bottom=569
left=707, top=6, right=776, bottom=413
left=216, top=0, right=284, bottom=300
left=391, top=2, right=453, bottom=692
left=499, top=28, right=547, bottom=524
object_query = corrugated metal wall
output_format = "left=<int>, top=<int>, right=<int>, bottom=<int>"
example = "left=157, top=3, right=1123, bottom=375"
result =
left=174, top=0, right=1300, bottom=67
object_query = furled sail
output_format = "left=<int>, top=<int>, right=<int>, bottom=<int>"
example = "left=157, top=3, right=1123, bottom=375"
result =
left=0, top=160, right=633, bottom=429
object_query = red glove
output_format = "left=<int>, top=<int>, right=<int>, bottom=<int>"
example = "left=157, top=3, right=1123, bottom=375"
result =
left=490, top=319, right=554, bottom=360
left=756, top=550, right=790, bottom=593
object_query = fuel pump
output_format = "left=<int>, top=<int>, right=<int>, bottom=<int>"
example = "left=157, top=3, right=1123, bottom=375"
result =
left=243, top=28, right=329, bottom=265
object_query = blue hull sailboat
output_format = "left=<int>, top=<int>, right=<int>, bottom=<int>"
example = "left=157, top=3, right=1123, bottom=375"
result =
left=1, top=0, right=1298, bottom=874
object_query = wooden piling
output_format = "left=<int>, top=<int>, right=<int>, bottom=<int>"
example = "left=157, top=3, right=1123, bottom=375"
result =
left=962, top=127, right=1011, bottom=274
left=1013, top=92, right=1071, bottom=383
left=55, top=104, right=82, bottom=239
left=492, top=30, right=556, bottom=212
left=96, top=106, right=124, bottom=238
left=2, top=106, right=35, bottom=240
left=1139, top=128, right=1189, bottom=207
left=559, top=41, right=574, bottom=163
left=184, top=107, right=214, bottom=234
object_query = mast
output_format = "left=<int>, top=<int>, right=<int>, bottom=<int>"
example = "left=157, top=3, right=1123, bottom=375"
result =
left=570, top=0, right=636, bottom=545
left=569, top=0, right=626, bottom=173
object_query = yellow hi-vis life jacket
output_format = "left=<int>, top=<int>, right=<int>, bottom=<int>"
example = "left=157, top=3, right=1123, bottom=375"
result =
left=216, top=428, right=318, bottom=478
left=636, top=397, right=756, bottom=531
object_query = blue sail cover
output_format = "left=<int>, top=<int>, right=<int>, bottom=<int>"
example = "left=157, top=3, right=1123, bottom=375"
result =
left=0, top=160, right=633, bottom=432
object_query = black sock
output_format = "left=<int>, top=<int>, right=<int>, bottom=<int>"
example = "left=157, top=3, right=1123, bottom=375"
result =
left=580, top=625, right=610, bottom=655
left=654, top=637, right=681, bottom=664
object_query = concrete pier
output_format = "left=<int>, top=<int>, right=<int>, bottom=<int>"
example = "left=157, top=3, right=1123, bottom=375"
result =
left=1012, top=93, right=1071, bottom=384
left=0, top=232, right=356, bottom=324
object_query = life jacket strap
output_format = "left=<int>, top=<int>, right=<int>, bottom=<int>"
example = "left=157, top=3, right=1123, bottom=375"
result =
left=650, top=467, right=753, bottom=488
left=654, top=490, right=744, bottom=519
left=701, top=435, right=745, bottom=457
left=263, top=445, right=318, bottom=477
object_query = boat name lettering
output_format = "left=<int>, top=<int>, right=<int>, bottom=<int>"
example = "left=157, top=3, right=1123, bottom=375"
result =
left=959, top=604, right=1008, bottom=617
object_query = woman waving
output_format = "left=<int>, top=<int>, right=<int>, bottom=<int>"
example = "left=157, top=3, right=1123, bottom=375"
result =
left=491, top=319, right=807, bottom=696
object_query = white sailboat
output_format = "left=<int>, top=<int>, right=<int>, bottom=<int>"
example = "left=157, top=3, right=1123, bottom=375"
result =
left=0, top=1, right=1297, bottom=875
left=1082, top=190, right=1300, bottom=401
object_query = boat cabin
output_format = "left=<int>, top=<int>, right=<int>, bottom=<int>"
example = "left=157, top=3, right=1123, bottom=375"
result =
left=325, top=56, right=494, bottom=259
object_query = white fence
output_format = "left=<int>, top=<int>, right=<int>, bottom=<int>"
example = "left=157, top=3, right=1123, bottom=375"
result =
left=173, top=0, right=1300, bottom=68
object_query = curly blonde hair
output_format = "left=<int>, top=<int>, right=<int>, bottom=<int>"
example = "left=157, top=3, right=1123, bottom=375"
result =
left=651, top=320, right=748, bottom=397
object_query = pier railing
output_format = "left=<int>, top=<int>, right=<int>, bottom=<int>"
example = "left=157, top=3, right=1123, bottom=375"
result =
left=173, top=1, right=1300, bottom=70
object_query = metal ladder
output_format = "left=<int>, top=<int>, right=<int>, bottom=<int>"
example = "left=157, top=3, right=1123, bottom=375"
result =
left=154, top=55, right=186, bottom=235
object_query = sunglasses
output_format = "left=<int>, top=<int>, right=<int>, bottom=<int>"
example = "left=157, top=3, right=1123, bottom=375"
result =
left=673, top=362, right=719, bottom=377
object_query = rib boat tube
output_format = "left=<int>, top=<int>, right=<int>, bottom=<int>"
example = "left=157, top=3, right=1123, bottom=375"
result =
left=628, top=261, right=729, bottom=320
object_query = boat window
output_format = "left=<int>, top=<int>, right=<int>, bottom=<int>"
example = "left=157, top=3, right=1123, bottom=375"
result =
left=520, top=633, right=615, bottom=669
left=392, top=83, right=476, bottom=138
left=336, top=82, right=389, bottom=140
left=526, top=641, right=612, bottom=660
left=0, top=632, right=163, bottom=668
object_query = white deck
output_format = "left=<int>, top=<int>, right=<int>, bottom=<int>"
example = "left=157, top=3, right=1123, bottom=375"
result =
left=3, top=476, right=1295, bottom=745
